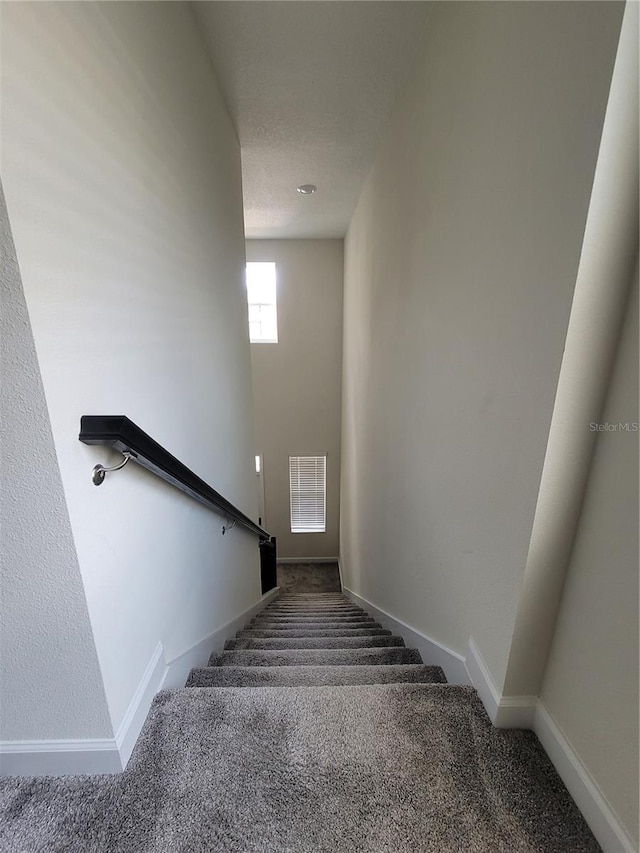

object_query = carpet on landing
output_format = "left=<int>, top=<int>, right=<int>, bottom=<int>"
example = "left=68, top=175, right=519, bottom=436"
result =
left=276, top=562, right=341, bottom=593
left=0, top=684, right=600, bottom=852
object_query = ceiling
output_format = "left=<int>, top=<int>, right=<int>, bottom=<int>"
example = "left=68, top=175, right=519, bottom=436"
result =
left=193, top=2, right=432, bottom=240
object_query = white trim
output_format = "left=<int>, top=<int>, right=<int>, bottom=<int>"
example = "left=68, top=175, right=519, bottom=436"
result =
left=534, top=700, right=637, bottom=853
left=161, top=586, right=281, bottom=689
left=463, top=640, right=636, bottom=849
left=343, top=588, right=469, bottom=685
left=0, top=588, right=281, bottom=777
left=0, top=738, right=122, bottom=776
left=464, top=637, right=536, bottom=728
left=277, top=557, right=339, bottom=564
left=337, top=557, right=344, bottom=592
left=115, top=642, right=166, bottom=767
left=464, top=636, right=500, bottom=722
left=494, top=694, right=538, bottom=729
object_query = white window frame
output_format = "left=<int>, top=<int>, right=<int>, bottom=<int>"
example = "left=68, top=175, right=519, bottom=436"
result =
left=246, top=262, right=278, bottom=343
left=289, top=455, right=327, bottom=534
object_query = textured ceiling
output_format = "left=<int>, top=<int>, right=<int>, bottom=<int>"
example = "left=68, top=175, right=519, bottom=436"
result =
left=193, top=2, right=432, bottom=239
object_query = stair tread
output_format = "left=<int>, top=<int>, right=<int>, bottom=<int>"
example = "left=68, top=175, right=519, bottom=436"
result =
left=225, top=636, right=405, bottom=650
left=264, top=601, right=362, bottom=610
left=251, top=623, right=383, bottom=632
left=237, top=628, right=392, bottom=637
left=186, top=664, right=447, bottom=687
left=251, top=616, right=378, bottom=623
left=208, top=647, right=423, bottom=667
left=262, top=609, right=365, bottom=615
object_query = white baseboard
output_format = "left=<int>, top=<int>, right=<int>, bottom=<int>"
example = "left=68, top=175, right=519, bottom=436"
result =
left=0, top=737, right=123, bottom=776
left=277, top=557, right=339, bottom=564
left=464, top=637, right=536, bottom=728
left=161, top=586, right=281, bottom=689
left=0, top=587, right=280, bottom=777
left=337, top=557, right=344, bottom=592
left=465, top=638, right=637, bottom=850
left=343, top=588, right=470, bottom=685
left=115, top=641, right=166, bottom=767
left=534, top=700, right=638, bottom=853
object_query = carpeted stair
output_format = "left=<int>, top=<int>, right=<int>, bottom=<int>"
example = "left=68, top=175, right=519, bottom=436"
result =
left=0, top=592, right=602, bottom=852
left=184, top=593, right=445, bottom=690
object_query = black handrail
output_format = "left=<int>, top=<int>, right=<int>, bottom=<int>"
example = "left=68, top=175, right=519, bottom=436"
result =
left=79, top=415, right=271, bottom=541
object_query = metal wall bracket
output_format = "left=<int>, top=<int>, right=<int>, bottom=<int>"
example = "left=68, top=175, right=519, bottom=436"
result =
left=222, top=518, right=237, bottom=535
left=92, top=451, right=132, bottom=486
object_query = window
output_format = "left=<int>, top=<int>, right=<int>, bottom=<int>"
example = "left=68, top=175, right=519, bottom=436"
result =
left=246, top=262, right=278, bottom=343
left=289, top=455, right=326, bottom=533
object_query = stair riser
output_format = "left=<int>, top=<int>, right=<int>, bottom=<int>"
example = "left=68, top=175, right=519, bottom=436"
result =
left=263, top=606, right=364, bottom=613
left=236, top=628, right=392, bottom=638
left=275, top=594, right=346, bottom=598
left=269, top=598, right=352, bottom=603
left=251, top=622, right=384, bottom=636
left=251, top=616, right=377, bottom=623
left=261, top=613, right=365, bottom=619
left=262, top=613, right=365, bottom=619
left=208, top=648, right=423, bottom=667
left=186, top=664, right=447, bottom=688
left=263, top=606, right=362, bottom=612
left=224, top=636, right=405, bottom=650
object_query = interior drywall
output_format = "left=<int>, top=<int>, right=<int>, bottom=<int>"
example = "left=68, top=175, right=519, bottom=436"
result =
left=0, top=182, right=113, bottom=741
left=246, top=240, right=343, bottom=558
left=340, top=2, right=623, bottom=688
left=1, top=2, right=261, bottom=737
left=503, top=0, right=638, bottom=699
left=540, top=267, right=639, bottom=846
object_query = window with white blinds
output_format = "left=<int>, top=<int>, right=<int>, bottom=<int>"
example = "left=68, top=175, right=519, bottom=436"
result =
left=289, top=455, right=327, bottom=533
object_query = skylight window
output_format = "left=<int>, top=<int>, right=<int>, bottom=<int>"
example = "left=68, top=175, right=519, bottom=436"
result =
left=246, top=262, right=278, bottom=343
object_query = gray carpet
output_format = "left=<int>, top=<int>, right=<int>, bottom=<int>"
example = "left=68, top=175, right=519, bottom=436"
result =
left=224, top=636, right=405, bottom=650
left=0, top=592, right=601, bottom=852
left=276, top=562, right=341, bottom=592
left=262, top=608, right=364, bottom=614
left=0, top=685, right=600, bottom=852
left=237, top=628, right=392, bottom=637
left=208, top=647, right=424, bottom=667
left=186, top=664, right=448, bottom=688
left=250, top=619, right=380, bottom=627
left=251, top=616, right=378, bottom=624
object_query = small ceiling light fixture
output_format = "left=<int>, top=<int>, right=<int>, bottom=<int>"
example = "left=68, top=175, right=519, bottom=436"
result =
left=296, top=184, right=317, bottom=195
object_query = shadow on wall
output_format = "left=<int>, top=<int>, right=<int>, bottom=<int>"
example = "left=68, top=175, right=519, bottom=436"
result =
left=277, top=563, right=341, bottom=593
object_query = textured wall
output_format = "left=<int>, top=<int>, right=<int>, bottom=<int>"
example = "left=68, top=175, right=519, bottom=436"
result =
left=1, top=2, right=261, bottom=736
left=340, top=2, right=623, bottom=686
left=247, top=240, right=344, bottom=558
left=540, top=269, right=639, bottom=846
left=0, top=183, right=113, bottom=740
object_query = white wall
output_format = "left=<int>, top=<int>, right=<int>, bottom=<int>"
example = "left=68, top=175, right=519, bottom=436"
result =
left=540, top=268, right=638, bottom=847
left=247, top=240, right=343, bottom=559
left=1, top=2, right=261, bottom=743
left=340, top=2, right=623, bottom=688
left=502, top=0, right=638, bottom=701
left=0, top=183, right=113, bottom=742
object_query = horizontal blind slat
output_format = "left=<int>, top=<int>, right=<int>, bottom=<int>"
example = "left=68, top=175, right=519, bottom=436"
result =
left=289, top=455, right=326, bottom=533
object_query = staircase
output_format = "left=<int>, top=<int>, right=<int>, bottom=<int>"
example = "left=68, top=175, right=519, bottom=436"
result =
left=0, top=592, right=602, bottom=852
left=186, top=592, right=447, bottom=688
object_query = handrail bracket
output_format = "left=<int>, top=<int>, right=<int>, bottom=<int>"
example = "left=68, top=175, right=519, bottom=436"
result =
left=92, top=451, right=133, bottom=486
